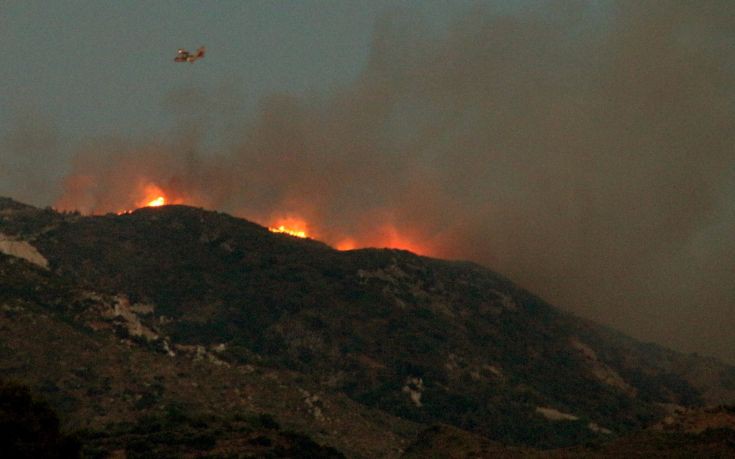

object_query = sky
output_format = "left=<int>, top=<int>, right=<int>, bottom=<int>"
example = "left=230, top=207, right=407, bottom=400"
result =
left=0, top=0, right=485, bottom=202
left=0, top=1, right=474, bottom=148
left=1, top=1, right=735, bottom=364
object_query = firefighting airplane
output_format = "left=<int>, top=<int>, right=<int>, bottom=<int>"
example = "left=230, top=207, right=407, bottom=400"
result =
left=174, top=46, right=205, bottom=63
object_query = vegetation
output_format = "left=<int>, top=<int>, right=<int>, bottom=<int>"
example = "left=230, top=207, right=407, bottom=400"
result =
left=0, top=380, right=81, bottom=458
left=1, top=198, right=735, bottom=455
left=79, top=409, right=344, bottom=458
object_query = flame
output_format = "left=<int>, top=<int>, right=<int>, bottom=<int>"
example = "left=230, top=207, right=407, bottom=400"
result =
left=268, top=216, right=309, bottom=239
left=264, top=215, right=425, bottom=254
left=146, top=196, right=166, bottom=207
left=137, top=184, right=168, bottom=209
left=117, top=184, right=172, bottom=214
left=269, top=225, right=308, bottom=238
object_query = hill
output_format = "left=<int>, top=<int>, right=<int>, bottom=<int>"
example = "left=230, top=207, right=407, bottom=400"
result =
left=1, top=197, right=734, bottom=456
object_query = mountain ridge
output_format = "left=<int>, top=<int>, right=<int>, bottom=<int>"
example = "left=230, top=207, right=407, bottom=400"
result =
left=1, top=196, right=734, bottom=456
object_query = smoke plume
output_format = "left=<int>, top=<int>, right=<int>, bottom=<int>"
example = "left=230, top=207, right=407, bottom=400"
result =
left=50, top=1, right=735, bottom=361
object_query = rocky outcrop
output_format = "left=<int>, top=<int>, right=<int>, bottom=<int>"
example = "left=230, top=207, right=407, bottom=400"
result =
left=0, top=233, right=48, bottom=269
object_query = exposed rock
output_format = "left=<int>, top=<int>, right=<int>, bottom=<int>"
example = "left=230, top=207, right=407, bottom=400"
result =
left=570, top=337, right=637, bottom=396
left=536, top=406, right=579, bottom=421
left=0, top=233, right=48, bottom=268
left=175, top=344, right=230, bottom=367
left=484, top=364, right=503, bottom=378
left=299, top=388, right=325, bottom=421
left=403, top=377, right=424, bottom=407
left=588, top=421, right=613, bottom=434
left=104, top=296, right=159, bottom=340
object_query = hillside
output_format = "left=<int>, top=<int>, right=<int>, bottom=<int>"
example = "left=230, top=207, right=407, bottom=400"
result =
left=1, top=197, right=735, bottom=456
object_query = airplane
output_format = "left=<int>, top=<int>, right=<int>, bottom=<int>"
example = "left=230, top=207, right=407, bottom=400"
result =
left=174, top=46, right=205, bottom=63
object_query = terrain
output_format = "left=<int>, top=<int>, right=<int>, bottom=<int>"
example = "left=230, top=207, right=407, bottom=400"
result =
left=1, top=197, right=734, bottom=457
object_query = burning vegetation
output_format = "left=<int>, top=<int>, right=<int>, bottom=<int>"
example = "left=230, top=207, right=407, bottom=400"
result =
left=101, top=185, right=420, bottom=252
left=269, top=225, right=308, bottom=238
left=145, top=196, right=166, bottom=207
left=136, top=184, right=169, bottom=209
left=116, top=184, right=170, bottom=215
left=267, top=216, right=309, bottom=239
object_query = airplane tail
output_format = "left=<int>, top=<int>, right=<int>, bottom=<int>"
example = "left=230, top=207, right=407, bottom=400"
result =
left=196, top=46, right=206, bottom=59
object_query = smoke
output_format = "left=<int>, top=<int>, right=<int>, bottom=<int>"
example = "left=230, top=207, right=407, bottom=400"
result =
left=1, top=112, right=61, bottom=206
left=49, top=1, right=735, bottom=361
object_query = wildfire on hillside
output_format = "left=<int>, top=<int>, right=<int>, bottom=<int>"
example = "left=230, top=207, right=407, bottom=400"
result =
left=117, top=184, right=173, bottom=215
left=265, top=215, right=426, bottom=255
left=268, top=216, right=309, bottom=239
left=136, top=184, right=169, bottom=208
left=145, top=196, right=166, bottom=207
left=66, top=179, right=430, bottom=255
left=269, top=225, right=308, bottom=238
left=335, top=238, right=357, bottom=251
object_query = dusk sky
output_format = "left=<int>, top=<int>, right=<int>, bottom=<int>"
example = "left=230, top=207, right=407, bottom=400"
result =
left=1, top=1, right=734, bottom=364
left=1, top=1, right=479, bottom=153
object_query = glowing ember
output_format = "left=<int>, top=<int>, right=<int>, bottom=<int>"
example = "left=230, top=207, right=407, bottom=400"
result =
left=269, top=225, right=308, bottom=238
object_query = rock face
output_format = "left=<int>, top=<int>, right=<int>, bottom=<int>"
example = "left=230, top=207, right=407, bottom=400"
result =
left=536, top=406, right=580, bottom=422
left=1, top=197, right=735, bottom=454
left=0, top=234, right=48, bottom=268
left=570, top=337, right=637, bottom=396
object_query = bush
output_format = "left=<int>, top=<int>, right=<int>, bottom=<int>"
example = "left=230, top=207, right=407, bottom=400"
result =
left=256, top=413, right=280, bottom=430
left=0, top=380, right=81, bottom=458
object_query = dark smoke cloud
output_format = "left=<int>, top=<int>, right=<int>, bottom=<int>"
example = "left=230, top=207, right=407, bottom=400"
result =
left=51, top=1, right=735, bottom=361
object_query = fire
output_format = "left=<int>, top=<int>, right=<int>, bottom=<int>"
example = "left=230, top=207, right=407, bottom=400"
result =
left=336, top=238, right=357, bottom=251
left=117, top=184, right=172, bottom=215
left=146, top=196, right=166, bottom=207
left=137, top=184, right=168, bottom=209
left=338, top=225, right=426, bottom=254
left=269, top=225, right=308, bottom=238
left=264, top=216, right=425, bottom=254
left=268, top=216, right=309, bottom=239
left=379, top=225, right=424, bottom=254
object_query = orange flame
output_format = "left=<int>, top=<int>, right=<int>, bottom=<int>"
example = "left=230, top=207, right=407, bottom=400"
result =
left=263, top=215, right=425, bottom=254
left=268, top=216, right=309, bottom=239
left=117, top=184, right=172, bottom=215
left=136, top=184, right=168, bottom=209
left=269, top=225, right=308, bottom=238
left=146, top=196, right=166, bottom=207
